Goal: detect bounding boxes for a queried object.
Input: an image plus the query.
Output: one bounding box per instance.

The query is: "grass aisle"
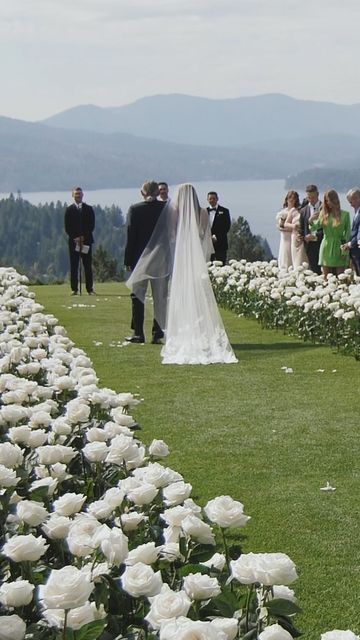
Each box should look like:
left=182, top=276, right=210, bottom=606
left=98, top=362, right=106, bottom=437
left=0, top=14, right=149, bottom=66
left=31, top=282, right=359, bottom=638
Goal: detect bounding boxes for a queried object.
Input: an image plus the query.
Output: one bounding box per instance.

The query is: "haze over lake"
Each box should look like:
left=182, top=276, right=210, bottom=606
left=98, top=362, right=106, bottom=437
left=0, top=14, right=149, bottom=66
left=1, top=179, right=352, bottom=258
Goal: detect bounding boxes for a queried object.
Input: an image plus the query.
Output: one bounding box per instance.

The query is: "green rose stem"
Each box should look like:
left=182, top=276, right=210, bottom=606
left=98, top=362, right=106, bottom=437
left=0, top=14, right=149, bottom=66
left=244, top=583, right=255, bottom=633
left=63, top=609, right=69, bottom=640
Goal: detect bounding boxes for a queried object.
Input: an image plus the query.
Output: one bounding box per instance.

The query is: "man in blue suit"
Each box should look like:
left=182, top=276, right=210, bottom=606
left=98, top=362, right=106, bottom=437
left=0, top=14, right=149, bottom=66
left=341, top=188, right=360, bottom=276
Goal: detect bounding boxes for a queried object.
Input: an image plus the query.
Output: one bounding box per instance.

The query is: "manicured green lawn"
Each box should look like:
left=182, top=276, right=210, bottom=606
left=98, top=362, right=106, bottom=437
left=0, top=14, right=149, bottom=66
left=31, top=282, right=359, bottom=638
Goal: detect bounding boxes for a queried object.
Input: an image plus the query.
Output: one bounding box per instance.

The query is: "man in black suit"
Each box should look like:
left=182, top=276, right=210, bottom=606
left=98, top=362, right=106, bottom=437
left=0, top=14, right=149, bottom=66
left=299, top=184, right=322, bottom=274
left=64, top=187, right=95, bottom=295
left=206, top=191, right=231, bottom=264
left=124, top=181, right=167, bottom=344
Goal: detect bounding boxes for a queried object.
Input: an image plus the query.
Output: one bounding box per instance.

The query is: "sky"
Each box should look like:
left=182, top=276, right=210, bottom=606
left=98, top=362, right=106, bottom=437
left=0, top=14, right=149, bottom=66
left=1, top=0, right=360, bottom=122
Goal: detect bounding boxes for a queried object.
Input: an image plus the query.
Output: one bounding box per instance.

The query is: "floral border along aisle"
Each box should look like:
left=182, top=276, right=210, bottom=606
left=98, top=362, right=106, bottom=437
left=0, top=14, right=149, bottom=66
left=0, top=267, right=357, bottom=640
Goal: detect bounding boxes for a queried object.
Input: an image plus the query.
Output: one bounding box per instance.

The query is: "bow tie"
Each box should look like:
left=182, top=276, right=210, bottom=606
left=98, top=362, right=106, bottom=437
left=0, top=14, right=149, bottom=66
left=209, top=208, right=217, bottom=212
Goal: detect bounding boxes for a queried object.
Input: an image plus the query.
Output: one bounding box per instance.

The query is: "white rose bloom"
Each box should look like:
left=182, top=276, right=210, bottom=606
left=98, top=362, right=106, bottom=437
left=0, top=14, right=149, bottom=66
left=51, top=418, right=72, bottom=436
left=127, top=482, right=159, bottom=506
left=54, top=376, right=76, bottom=391
left=103, top=487, right=125, bottom=509
left=182, top=514, right=215, bottom=545
left=159, top=617, right=227, bottom=640
left=160, top=505, right=193, bottom=527
left=105, top=434, right=139, bottom=466
left=201, top=552, right=227, bottom=571
left=259, top=623, right=294, bottom=640
left=230, top=552, right=298, bottom=586
left=120, top=512, right=146, bottom=532
left=110, top=407, right=137, bottom=425
left=121, top=562, right=163, bottom=597
left=149, top=439, right=169, bottom=458
left=271, top=585, right=297, bottom=602
left=211, top=618, right=239, bottom=640
left=65, top=399, right=91, bottom=424
left=100, top=527, right=129, bottom=566
left=0, top=405, right=28, bottom=425
left=133, top=463, right=179, bottom=489
left=204, top=495, right=250, bottom=529
left=0, top=443, right=23, bottom=468
left=38, top=565, right=94, bottom=610
left=103, top=422, right=133, bottom=439
left=321, top=633, right=360, bottom=640
left=28, top=429, right=49, bottom=448
left=30, top=477, right=58, bottom=496
left=83, top=442, right=108, bottom=463
left=43, top=602, right=106, bottom=630
left=0, top=614, right=26, bottom=640
left=2, top=534, right=48, bottom=562
left=163, top=481, right=192, bottom=506
left=50, top=463, right=70, bottom=480
left=37, top=444, right=77, bottom=465
left=67, top=514, right=102, bottom=557
left=17, top=500, right=48, bottom=526
left=87, top=500, right=113, bottom=520
left=86, top=427, right=108, bottom=442
left=0, top=580, right=35, bottom=607
left=126, top=444, right=146, bottom=470
left=145, top=584, right=191, bottom=629
left=160, top=542, right=184, bottom=562
left=8, top=426, right=31, bottom=446
left=126, top=542, right=161, bottom=566
left=29, top=410, right=52, bottom=429
left=53, top=492, right=86, bottom=516
left=42, top=514, right=71, bottom=540
left=0, top=464, right=19, bottom=487
left=183, top=573, right=221, bottom=601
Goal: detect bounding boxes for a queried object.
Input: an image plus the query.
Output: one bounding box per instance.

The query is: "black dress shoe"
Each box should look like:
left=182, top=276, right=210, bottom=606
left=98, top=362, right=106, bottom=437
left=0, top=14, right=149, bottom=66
left=151, top=338, right=163, bottom=345
left=126, top=335, right=145, bottom=344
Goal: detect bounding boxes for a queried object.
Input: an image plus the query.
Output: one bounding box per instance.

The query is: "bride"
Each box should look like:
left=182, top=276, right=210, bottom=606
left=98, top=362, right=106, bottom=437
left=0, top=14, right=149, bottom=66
left=161, top=184, right=237, bottom=365
left=127, top=183, right=237, bottom=365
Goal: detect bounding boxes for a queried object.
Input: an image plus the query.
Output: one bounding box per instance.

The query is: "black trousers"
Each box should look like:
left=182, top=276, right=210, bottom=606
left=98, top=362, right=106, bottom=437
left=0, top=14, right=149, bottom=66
left=350, top=248, right=360, bottom=276
left=305, top=241, right=321, bottom=275
left=68, top=241, right=93, bottom=293
left=130, top=278, right=168, bottom=341
left=211, top=249, right=227, bottom=265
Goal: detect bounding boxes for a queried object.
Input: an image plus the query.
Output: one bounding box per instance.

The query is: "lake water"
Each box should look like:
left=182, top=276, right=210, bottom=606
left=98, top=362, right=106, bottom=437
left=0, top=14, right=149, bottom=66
left=0, top=179, right=352, bottom=256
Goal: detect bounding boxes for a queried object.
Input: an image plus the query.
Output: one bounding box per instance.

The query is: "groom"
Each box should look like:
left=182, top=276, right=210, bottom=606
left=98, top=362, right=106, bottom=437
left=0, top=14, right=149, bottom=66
left=207, top=191, right=231, bottom=264
left=124, top=180, right=167, bottom=344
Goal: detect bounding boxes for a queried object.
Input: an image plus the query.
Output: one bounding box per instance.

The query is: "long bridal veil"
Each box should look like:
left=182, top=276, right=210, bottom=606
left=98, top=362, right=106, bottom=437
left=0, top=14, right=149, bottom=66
left=161, top=184, right=237, bottom=365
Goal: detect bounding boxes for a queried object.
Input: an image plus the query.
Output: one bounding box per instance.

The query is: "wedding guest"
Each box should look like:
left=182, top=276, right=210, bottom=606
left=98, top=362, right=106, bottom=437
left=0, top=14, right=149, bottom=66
left=64, top=187, right=95, bottom=295
left=283, top=191, right=308, bottom=268
left=158, top=182, right=169, bottom=202
left=340, top=188, right=360, bottom=275
left=310, top=189, right=350, bottom=278
left=275, top=191, right=296, bottom=270
left=299, top=184, right=322, bottom=274
left=124, top=180, right=168, bottom=344
left=206, top=191, right=231, bottom=264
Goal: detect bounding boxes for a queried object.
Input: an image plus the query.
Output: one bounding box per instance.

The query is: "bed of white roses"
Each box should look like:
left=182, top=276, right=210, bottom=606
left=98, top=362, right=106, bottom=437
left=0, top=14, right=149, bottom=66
left=209, top=261, right=360, bottom=359
left=0, top=267, right=357, bottom=640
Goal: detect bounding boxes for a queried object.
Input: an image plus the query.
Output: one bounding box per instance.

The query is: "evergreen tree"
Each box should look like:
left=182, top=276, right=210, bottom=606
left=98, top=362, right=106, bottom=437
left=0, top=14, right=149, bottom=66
left=227, top=216, right=267, bottom=262
left=93, top=244, right=121, bottom=281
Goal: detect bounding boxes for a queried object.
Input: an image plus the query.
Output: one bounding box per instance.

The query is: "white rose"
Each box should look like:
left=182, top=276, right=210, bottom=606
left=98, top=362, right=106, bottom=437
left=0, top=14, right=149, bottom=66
left=259, top=623, right=294, bottom=640
left=271, top=585, right=297, bottom=602
left=321, top=633, right=360, bottom=640
left=0, top=443, right=23, bottom=468
left=0, top=405, right=28, bottom=425
left=230, top=552, right=298, bottom=586
left=28, top=430, right=48, bottom=448
left=163, top=481, right=192, bottom=506
left=65, top=399, right=91, bottom=424
left=67, top=514, right=102, bottom=557
left=17, top=500, right=48, bottom=526
left=182, top=514, right=215, bottom=545
left=54, top=376, right=76, bottom=391
left=149, top=439, right=169, bottom=458
left=201, top=553, right=226, bottom=571
left=42, top=514, right=71, bottom=540
left=0, top=580, right=35, bottom=607
left=53, top=493, right=86, bottom=516
left=120, top=512, right=146, bottom=532
left=106, top=434, right=139, bottom=465
left=204, top=496, right=250, bottom=528
left=82, top=442, right=108, bottom=462
left=30, top=477, right=58, bottom=496
left=39, top=566, right=94, bottom=610
left=160, top=617, right=227, bottom=640
left=102, top=487, right=125, bottom=509
left=127, top=482, right=158, bottom=506
left=160, top=505, right=193, bottom=527
left=211, top=618, right=239, bottom=640
left=100, top=527, right=129, bottom=566
left=87, top=500, right=113, bottom=520
left=145, top=584, right=191, bottom=629
left=0, top=464, right=19, bottom=488
left=43, top=601, right=106, bottom=630
left=121, top=562, right=163, bottom=597
left=8, top=426, right=31, bottom=446
left=51, top=419, right=72, bottom=436
left=86, top=427, right=108, bottom=442
left=0, top=614, right=26, bottom=640
left=2, top=534, right=48, bottom=562
left=183, top=573, right=221, bottom=601
left=37, top=445, right=77, bottom=465
left=160, top=542, right=184, bottom=563
left=126, top=542, right=161, bottom=566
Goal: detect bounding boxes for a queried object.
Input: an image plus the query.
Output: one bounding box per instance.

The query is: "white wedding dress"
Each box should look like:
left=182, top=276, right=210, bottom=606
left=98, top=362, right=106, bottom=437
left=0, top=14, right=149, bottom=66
left=161, top=184, right=237, bottom=365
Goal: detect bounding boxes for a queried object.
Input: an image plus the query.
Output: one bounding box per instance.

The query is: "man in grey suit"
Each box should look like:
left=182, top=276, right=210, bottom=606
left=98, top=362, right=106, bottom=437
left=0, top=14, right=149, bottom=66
left=341, top=188, right=360, bottom=276
left=299, top=184, right=322, bottom=274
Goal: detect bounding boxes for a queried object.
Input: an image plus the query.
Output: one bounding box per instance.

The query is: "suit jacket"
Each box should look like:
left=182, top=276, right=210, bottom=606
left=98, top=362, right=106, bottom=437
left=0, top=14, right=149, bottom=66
left=207, top=205, right=231, bottom=251
left=124, top=199, right=165, bottom=269
left=64, top=203, right=95, bottom=245
left=299, top=203, right=323, bottom=243
left=349, top=209, right=360, bottom=250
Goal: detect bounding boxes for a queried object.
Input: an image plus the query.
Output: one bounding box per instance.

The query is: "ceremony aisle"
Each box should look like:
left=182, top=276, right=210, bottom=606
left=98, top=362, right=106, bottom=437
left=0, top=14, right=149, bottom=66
left=28, top=280, right=359, bottom=638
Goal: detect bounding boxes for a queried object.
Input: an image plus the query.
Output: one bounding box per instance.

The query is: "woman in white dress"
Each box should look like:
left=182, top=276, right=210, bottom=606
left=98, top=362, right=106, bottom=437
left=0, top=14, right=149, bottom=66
left=161, top=184, right=237, bottom=365
left=283, top=191, right=308, bottom=268
left=276, top=193, right=293, bottom=270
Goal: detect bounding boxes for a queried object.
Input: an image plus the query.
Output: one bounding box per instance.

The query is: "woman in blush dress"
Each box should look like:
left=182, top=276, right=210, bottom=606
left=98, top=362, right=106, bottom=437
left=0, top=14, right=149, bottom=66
left=309, top=189, right=350, bottom=278
left=283, top=191, right=308, bottom=268
left=276, top=191, right=296, bottom=270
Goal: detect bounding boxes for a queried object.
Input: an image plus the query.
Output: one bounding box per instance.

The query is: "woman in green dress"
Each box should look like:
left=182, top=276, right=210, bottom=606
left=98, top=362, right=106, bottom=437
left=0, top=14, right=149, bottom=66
left=309, top=189, right=350, bottom=278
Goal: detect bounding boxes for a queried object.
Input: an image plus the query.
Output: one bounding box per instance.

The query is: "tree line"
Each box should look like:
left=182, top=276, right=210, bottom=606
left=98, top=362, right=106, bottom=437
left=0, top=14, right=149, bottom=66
left=0, top=195, right=270, bottom=283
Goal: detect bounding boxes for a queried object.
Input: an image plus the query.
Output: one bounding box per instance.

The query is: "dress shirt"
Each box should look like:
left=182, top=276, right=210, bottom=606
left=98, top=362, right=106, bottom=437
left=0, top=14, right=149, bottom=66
left=208, top=208, right=217, bottom=227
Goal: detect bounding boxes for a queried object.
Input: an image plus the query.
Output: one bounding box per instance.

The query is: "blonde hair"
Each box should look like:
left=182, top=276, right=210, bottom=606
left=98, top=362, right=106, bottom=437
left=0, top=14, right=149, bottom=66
left=319, top=189, right=341, bottom=227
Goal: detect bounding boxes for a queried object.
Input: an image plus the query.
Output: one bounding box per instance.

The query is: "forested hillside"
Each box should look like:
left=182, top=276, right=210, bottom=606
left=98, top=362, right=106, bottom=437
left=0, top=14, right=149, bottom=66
left=0, top=195, right=126, bottom=282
